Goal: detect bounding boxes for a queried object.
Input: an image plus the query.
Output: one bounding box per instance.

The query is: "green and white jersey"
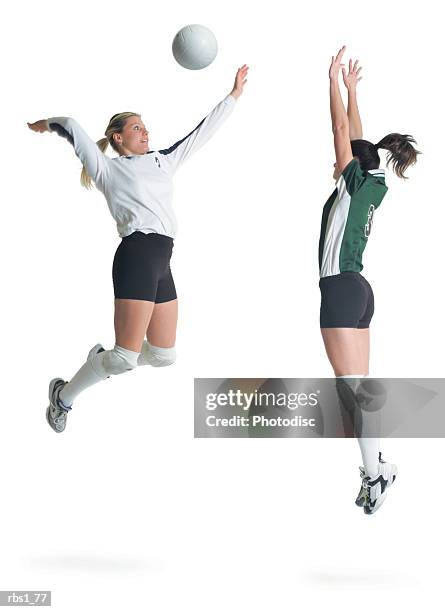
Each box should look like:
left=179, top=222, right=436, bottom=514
left=319, top=158, right=388, bottom=277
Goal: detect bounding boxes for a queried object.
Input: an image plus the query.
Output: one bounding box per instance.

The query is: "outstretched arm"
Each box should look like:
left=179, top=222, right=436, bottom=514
left=27, top=117, right=110, bottom=187
left=342, top=58, right=363, bottom=140
left=329, top=46, right=353, bottom=174
left=159, top=65, right=249, bottom=172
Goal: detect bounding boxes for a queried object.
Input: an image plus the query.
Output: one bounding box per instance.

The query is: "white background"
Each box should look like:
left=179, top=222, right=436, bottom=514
left=1, top=0, right=444, bottom=610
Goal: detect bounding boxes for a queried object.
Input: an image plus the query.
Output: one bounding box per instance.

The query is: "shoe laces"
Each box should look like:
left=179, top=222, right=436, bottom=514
left=359, top=469, right=371, bottom=501
left=53, top=410, right=68, bottom=426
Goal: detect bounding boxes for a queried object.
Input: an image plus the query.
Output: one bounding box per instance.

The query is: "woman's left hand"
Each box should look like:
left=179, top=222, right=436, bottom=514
left=342, top=58, right=363, bottom=90
left=230, top=64, right=249, bottom=99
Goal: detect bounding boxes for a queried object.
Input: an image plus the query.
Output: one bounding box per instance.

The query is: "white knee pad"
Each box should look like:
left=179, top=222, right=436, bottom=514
left=139, top=340, right=176, bottom=367
left=91, top=344, right=140, bottom=378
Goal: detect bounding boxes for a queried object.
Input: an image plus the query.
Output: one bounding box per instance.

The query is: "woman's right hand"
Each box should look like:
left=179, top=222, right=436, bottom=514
left=342, top=58, right=363, bottom=91
left=27, top=119, right=49, bottom=133
left=329, top=46, right=346, bottom=80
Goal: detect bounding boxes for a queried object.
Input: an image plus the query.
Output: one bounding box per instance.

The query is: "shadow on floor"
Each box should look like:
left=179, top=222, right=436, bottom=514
left=23, top=553, right=164, bottom=573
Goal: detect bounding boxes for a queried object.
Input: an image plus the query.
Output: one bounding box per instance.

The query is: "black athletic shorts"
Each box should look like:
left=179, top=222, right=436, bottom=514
left=112, top=231, right=177, bottom=302
left=319, top=271, right=374, bottom=329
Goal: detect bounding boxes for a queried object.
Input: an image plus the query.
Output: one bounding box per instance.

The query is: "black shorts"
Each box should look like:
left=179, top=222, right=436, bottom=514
left=112, top=231, right=177, bottom=302
left=319, top=271, right=374, bottom=329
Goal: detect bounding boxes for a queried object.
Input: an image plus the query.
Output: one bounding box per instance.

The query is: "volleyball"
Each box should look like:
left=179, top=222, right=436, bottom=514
left=172, top=24, right=218, bottom=70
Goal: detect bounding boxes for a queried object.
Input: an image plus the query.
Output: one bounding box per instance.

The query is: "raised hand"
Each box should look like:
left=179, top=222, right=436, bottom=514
left=27, top=120, right=49, bottom=133
left=342, top=58, right=363, bottom=91
left=329, top=46, right=346, bottom=80
left=230, top=64, right=249, bottom=99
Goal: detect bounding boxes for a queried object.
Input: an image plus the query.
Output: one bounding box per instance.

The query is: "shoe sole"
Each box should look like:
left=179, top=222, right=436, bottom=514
left=355, top=493, right=367, bottom=507
left=365, top=490, right=388, bottom=514
left=46, top=377, right=66, bottom=433
left=46, top=404, right=62, bottom=432
left=355, top=468, right=367, bottom=506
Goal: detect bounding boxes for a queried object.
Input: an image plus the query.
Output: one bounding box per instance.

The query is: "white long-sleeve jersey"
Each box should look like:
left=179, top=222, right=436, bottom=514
left=46, top=94, right=236, bottom=238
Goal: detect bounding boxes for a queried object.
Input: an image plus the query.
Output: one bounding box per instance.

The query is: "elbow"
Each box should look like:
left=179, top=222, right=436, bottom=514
left=49, top=119, right=74, bottom=146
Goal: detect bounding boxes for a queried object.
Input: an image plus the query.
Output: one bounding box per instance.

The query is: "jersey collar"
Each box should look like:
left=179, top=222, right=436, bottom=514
left=368, top=168, right=385, bottom=176
left=122, top=151, right=155, bottom=158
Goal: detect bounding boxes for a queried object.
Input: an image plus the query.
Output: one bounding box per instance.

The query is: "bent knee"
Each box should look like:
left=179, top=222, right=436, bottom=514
left=102, top=344, right=140, bottom=375
left=145, top=342, right=176, bottom=367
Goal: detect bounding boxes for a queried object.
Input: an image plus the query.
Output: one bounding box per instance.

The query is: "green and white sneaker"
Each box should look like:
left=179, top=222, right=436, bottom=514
left=356, top=452, right=398, bottom=515
left=355, top=452, right=388, bottom=506
left=46, top=378, right=72, bottom=433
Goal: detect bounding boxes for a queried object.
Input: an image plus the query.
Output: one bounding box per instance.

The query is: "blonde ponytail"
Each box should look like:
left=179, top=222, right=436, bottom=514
left=80, top=137, right=109, bottom=189
left=80, top=112, right=139, bottom=189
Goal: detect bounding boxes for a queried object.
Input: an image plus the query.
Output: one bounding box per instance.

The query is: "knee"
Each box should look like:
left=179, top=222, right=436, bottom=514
left=93, top=344, right=140, bottom=377
left=142, top=341, right=176, bottom=367
left=356, top=379, right=387, bottom=413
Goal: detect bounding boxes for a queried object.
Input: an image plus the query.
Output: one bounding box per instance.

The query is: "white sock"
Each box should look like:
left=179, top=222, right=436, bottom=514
left=59, top=359, right=104, bottom=407
left=357, top=437, right=380, bottom=478
left=137, top=340, right=152, bottom=366
left=337, top=375, right=380, bottom=478
left=59, top=345, right=140, bottom=406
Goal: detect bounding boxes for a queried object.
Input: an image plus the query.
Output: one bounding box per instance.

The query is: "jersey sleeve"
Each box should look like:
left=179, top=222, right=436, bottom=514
left=158, top=94, right=236, bottom=173
left=46, top=117, right=110, bottom=187
left=341, top=158, right=367, bottom=195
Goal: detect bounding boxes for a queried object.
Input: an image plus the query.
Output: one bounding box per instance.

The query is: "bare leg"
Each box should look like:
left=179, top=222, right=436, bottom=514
left=146, top=299, right=178, bottom=348
left=114, top=298, right=155, bottom=351
left=356, top=328, right=370, bottom=376
left=136, top=299, right=178, bottom=367
left=321, top=326, right=379, bottom=477
left=356, top=327, right=381, bottom=460
left=320, top=327, right=365, bottom=376
left=58, top=299, right=154, bottom=407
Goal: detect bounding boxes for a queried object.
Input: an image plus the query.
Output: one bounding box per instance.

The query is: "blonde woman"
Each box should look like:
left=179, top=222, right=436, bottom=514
left=28, top=65, right=249, bottom=433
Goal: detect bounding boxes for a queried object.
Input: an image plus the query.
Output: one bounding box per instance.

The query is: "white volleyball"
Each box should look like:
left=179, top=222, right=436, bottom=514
left=172, top=24, right=218, bottom=70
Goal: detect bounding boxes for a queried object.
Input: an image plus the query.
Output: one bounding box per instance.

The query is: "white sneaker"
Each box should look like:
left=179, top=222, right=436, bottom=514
left=355, top=452, right=385, bottom=506
left=46, top=378, right=71, bottom=433
left=360, top=452, right=397, bottom=515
